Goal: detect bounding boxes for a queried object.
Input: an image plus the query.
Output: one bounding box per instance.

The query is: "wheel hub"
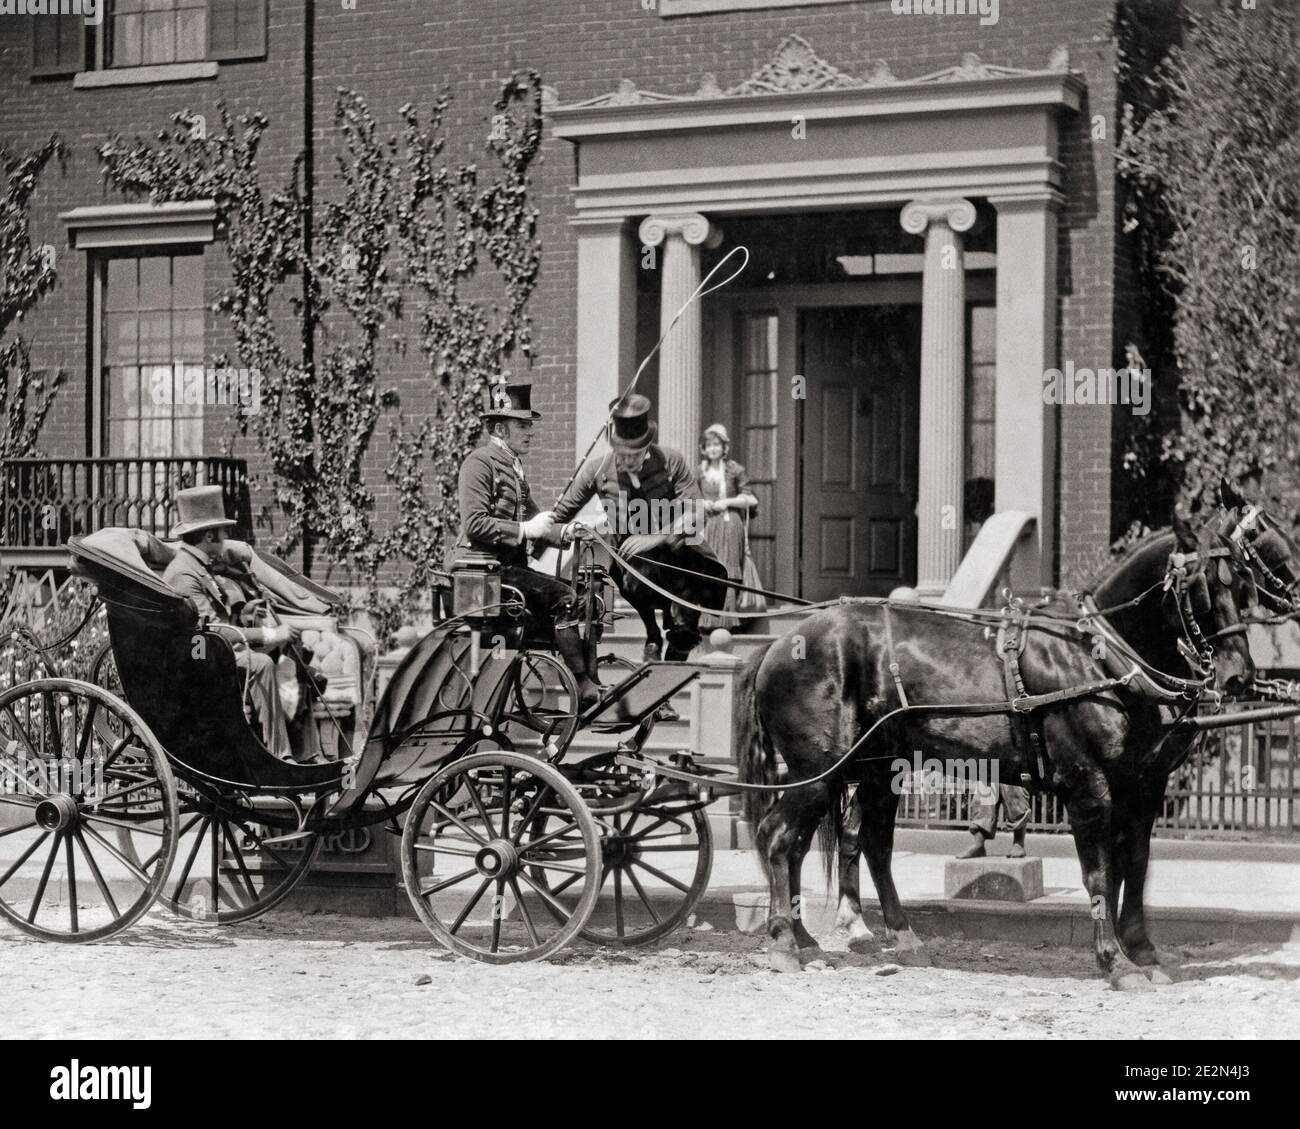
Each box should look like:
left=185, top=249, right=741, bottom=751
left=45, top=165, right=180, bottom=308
left=35, top=793, right=80, bottom=832
left=601, top=832, right=640, bottom=868
left=475, top=838, right=520, bottom=878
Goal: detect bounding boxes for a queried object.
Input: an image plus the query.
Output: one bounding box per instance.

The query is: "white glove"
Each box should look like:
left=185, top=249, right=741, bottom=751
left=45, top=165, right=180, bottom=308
left=263, top=625, right=290, bottom=647
left=520, top=512, right=556, bottom=541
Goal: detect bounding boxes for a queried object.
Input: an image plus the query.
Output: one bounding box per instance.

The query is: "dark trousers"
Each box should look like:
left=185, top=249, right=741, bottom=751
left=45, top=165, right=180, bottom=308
left=500, top=565, right=580, bottom=636
left=614, top=540, right=729, bottom=657
left=969, top=783, right=1031, bottom=838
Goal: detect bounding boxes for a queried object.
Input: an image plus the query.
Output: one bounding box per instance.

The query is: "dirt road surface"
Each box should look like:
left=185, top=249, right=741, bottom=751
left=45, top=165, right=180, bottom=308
left=4, top=912, right=1298, bottom=1039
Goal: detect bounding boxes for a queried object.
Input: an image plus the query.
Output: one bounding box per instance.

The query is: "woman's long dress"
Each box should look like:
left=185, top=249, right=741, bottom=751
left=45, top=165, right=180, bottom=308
left=699, top=459, right=751, bottom=630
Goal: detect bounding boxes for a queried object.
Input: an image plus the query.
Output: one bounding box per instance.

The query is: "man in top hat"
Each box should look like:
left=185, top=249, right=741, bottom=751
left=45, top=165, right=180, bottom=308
left=551, top=393, right=729, bottom=661
left=451, top=378, right=603, bottom=709
left=161, top=486, right=302, bottom=762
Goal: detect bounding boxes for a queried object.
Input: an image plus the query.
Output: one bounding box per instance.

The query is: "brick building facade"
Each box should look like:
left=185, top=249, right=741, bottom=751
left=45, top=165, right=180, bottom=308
left=1, top=0, right=1161, bottom=594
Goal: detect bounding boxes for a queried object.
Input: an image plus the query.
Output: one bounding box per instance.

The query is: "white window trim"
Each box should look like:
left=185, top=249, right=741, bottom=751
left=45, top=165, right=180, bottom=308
left=60, top=202, right=216, bottom=458
left=61, top=201, right=219, bottom=251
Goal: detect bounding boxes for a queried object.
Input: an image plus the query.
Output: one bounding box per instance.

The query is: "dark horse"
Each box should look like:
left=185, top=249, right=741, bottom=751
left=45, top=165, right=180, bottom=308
left=734, top=501, right=1259, bottom=987
left=825, top=484, right=1300, bottom=964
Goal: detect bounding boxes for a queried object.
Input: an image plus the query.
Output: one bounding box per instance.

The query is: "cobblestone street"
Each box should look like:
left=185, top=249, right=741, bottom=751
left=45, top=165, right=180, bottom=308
left=5, top=912, right=1298, bottom=1040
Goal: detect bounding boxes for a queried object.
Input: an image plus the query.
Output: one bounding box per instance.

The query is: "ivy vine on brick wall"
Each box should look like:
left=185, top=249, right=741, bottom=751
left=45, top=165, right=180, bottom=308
left=1, top=135, right=66, bottom=462
left=96, top=75, right=544, bottom=641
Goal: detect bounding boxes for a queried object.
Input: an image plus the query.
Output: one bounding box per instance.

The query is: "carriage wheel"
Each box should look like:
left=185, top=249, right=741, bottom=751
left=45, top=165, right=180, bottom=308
left=529, top=793, right=713, bottom=946
left=401, top=741, right=602, bottom=963
left=0, top=678, right=178, bottom=942
left=494, top=652, right=580, bottom=760
left=89, top=641, right=121, bottom=695
left=157, top=789, right=323, bottom=924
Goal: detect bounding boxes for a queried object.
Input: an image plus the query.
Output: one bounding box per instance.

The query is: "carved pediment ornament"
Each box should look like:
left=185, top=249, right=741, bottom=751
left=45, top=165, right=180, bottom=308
left=553, top=39, right=1073, bottom=112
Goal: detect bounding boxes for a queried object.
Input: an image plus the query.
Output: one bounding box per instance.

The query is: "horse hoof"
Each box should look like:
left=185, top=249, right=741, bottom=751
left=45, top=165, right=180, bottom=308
left=768, top=949, right=803, bottom=975
left=1143, top=966, right=1173, bottom=986
left=847, top=924, right=876, bottom=953
left=1111, top=969, right=1156, bottom=992
left=894, top=945, right=931, bottom=968
left=795, top=934, right=823, bottom=952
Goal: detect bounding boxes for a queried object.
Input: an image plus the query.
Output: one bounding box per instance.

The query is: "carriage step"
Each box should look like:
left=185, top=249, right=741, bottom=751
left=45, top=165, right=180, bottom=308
left=260, top=829, right=317, bottom=847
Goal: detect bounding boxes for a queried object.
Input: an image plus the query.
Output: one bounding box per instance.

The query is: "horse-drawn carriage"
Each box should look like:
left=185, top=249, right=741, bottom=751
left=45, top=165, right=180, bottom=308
left=0, top=528, right=717, bottom=961
left=4, top=486, right=1300, bottom=983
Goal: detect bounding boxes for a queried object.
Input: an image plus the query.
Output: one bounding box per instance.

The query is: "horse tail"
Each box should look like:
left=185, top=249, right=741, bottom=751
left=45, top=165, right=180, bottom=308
left=816, top=782, right=846, bottom=891
left=734, top=640, right=776, bottom=827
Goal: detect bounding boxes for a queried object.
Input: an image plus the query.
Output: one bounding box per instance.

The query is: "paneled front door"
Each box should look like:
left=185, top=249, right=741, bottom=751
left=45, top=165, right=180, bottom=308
left=798, top=305, right=921, bottom=600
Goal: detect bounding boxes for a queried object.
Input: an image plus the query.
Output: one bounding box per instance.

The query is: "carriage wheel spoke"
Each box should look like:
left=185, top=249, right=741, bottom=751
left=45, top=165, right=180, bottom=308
left=81, top=824, right=152, bottom=887
left=519, top=820, right=584, bottom=856
left=0, top=829, right=51, bottom=890
left=0, top=816, right=38, bottom=838
left=518, top=856, right=586, bottom=875
left=137, top=812, right=201, bottom=871
left=411, top=842, right=479, bottom=857
left=220, top=821, right=259, bottom=905
left=429, top=800, right=490, bottom=847
left=170, top=816, right=210, bottom=902
left=613, top=867, right=624, bottom=937
left=490, top=878, right=504, bottom=953
left=74, top=829, right=119, bottom=920
left=546, top=871, right=582, bottom=897
left=75, top=697, right=99, bottom=763
left=516, top=866, right=580, bottom=924
left=509, top=877, right=541, bottom=947
left=500, top=766, right=512, bottom=838
left=64, top=834, right=79, bottom=932
left=463, top=775, right=497, bottom=839
left=92, top=777, right=163, bottom=807
left=510, top=785, right=555, bottom=846
left=448, top=877, right=492, bottom=935
left=27, top=832, right=61, bottom=924
left=43, top=692, right=64, bottom=762
left=2, top=703, right=43, bottom=758
left=629, top=858, right=691, bottom=894
left=82, top=812, right=165, bottom=837
left=624, top=864, right=661, bottom=923
left=419, top=867, right=478, bottom=898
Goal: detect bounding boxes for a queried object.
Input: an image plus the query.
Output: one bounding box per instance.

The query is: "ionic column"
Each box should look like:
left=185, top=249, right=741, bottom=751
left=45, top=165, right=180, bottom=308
left=574, top=218, right=638, bottom=461
left=901, top=197, right=976, bottom=596
left=638, top=213, right=720, bottom=453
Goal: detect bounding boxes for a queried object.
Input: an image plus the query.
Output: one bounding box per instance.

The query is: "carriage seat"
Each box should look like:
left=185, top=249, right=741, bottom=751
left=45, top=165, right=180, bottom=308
left=75, top=527, right=333, bottom=617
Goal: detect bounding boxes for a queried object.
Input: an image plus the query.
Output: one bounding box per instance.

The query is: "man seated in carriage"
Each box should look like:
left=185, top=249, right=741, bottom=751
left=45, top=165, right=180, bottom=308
left=551, top=393, right=729, bottom=662
left=450, top=379, right=603, bottom=710
left=161, top=486, right=307, bottom=762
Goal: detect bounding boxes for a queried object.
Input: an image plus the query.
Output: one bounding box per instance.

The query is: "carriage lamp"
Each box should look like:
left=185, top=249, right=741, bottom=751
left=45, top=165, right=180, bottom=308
left=451, top=553, right=502, bottom=620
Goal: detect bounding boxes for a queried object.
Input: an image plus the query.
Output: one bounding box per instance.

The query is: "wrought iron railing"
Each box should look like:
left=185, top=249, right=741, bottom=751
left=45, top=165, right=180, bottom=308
left=0, top=456, right=252, bottom=551
left=896, top=705, right=1300, bottom=838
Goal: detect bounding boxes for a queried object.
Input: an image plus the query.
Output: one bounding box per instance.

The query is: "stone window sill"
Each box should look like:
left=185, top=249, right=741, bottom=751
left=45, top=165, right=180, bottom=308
left=659, top=0, right=859, bottom=15
left=73, top=61, right=218, bottom=89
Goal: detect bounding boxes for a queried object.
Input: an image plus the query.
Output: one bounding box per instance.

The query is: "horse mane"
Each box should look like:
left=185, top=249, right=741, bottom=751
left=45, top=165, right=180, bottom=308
left=1082, top=526, right=1173, bottom=594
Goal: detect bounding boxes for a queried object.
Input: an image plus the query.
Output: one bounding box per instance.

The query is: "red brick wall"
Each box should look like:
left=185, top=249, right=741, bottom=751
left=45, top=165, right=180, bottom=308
left=1, top=0, right=1125, bottom=584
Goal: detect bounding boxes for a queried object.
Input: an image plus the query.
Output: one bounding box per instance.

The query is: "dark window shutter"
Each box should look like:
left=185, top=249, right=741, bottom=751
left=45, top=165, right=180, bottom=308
left=31, top=15, right=86, bottom=77
left=207, top=0, right=267, bottom=61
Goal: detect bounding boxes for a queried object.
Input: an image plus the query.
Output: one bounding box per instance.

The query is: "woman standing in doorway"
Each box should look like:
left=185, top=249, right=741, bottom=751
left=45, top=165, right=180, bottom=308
left=697, top=424, right=758, bottom=630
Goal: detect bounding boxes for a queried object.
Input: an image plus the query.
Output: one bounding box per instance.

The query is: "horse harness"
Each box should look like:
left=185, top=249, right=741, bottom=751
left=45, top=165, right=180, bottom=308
left=873, top=532, right=1251, bottom=791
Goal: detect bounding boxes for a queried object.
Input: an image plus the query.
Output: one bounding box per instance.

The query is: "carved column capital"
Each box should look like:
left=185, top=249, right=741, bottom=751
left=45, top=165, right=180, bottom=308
left=900, top=197, right=977, bottom=236
left=638, top=213, right=721, bottom=249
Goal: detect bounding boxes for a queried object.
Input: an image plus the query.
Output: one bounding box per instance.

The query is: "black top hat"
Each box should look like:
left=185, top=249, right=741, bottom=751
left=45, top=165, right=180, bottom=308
left=483, top=378, right=542, bottom=422
left=608, top=393, right=657, bottom=451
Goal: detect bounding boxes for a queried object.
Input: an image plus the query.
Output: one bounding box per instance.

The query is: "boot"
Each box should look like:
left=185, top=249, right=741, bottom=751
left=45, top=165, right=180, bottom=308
left=1008, top=826, right=1027, bottom=859
left=956, top=831, right=988, bottom=859
left=555, top=626, right=601, bottom=710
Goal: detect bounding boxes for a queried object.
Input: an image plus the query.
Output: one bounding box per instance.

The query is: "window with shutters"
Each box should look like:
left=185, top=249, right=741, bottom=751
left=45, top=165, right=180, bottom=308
left=31, top=15, right=86, bottom=76
left=32, top=0, right=265, bottom=78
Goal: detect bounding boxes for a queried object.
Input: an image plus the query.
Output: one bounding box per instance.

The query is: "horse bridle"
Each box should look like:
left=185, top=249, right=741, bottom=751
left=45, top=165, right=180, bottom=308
left=1230, top=505, right=1300, bottom=614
